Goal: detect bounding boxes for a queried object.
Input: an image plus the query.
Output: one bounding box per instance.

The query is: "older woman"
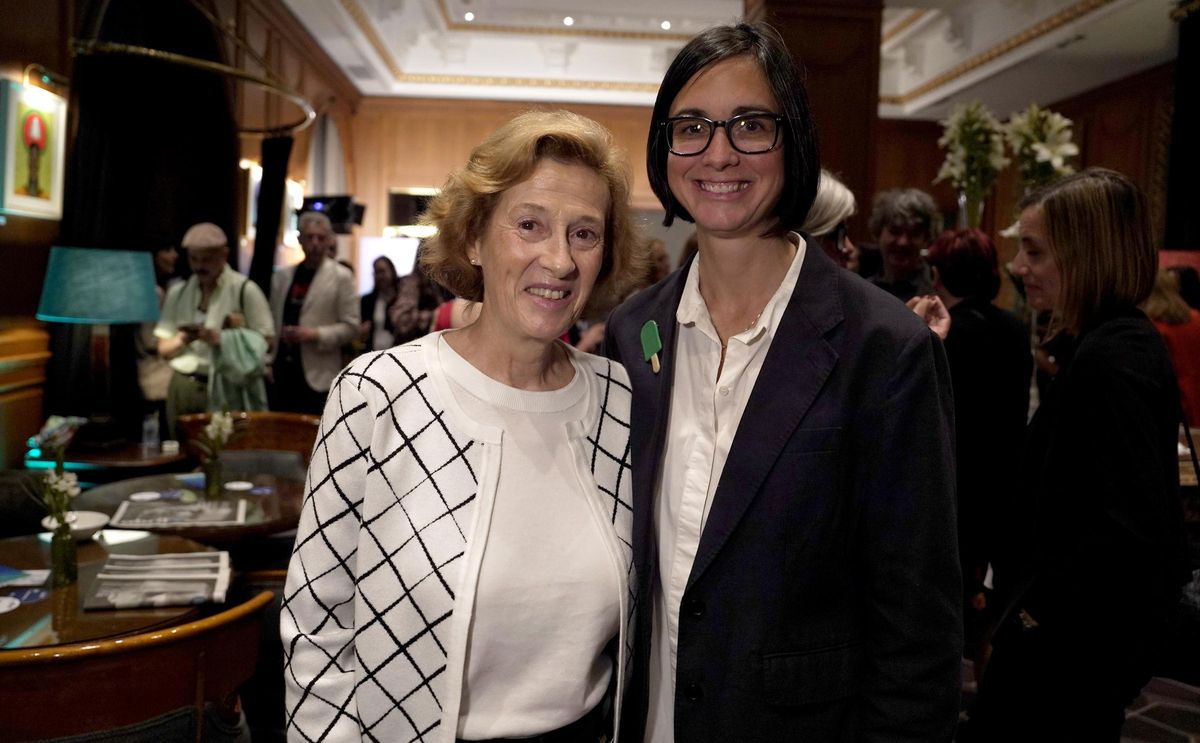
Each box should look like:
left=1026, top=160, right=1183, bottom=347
left=283, top=110, right=643, bottom=743
left=963, top=169, right=1191, bottom=741
left=802, top=169, right=860, bottom=272
left=605, top=22, right=960, bottom=742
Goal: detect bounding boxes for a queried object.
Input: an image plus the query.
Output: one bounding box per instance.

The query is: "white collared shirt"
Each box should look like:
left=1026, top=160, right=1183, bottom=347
left=645, top=233, right=807, bottom=742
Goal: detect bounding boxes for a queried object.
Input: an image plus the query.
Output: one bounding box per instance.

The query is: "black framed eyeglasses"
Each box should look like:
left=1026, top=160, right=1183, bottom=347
left=661, top=112, right=784, bottom=156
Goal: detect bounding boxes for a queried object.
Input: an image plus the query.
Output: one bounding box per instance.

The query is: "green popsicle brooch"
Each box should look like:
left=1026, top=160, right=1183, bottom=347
left=640, top=320, right=662, bottom=374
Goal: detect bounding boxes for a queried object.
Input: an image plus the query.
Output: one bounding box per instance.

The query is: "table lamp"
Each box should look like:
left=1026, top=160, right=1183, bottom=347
left=36, top=246, right=161, bottom=442
left=37, top=246, right=160, bottom=324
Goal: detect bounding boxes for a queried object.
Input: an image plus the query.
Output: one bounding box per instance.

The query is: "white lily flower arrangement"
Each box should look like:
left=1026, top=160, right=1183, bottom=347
left=934, top=101, right=1009, bottom=226
left=1003, top=103, right=1079, bottom=191
left=193, top=411, right=241, bottom=460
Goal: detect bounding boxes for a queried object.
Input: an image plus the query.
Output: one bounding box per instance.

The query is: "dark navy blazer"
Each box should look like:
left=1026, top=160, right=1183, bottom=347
left=605, top=241, right=962, bottom=742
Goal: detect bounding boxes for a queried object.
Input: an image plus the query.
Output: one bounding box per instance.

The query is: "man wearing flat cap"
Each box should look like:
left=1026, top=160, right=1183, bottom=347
left=155, top=222, right=274, bottom=438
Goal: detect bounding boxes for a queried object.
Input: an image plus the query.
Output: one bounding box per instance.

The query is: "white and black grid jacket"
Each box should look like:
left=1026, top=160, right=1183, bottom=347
left=282, top=333, right=635, bottom=742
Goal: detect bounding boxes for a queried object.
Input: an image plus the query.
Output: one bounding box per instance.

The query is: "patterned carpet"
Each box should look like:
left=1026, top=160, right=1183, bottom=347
left=1123, top=677, right=1200, bottom=743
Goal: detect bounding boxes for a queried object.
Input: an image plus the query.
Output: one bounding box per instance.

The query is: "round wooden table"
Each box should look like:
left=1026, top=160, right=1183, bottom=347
left=0, top=531, right=212, bottom=650
left=75, top=468, right=305, bottom=545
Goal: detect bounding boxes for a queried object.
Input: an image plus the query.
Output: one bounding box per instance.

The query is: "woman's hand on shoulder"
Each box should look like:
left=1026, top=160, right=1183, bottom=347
left=906, top=295, right=951, bottom=340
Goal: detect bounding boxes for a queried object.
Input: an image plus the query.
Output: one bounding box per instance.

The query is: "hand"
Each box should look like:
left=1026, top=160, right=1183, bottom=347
left=282, top=325, right=317, bottom=344
left=196, top=327, right=221, bottom=346
left=1034, top=347, right=1058, bottom=377
left=388, top=299, right=419, bottom=335
left=224, top=312, right=245, bottom=329
left=906, top=294, right=951, bottom=340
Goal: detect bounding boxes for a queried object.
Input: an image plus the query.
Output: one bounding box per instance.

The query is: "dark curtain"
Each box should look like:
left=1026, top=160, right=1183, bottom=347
left=249, top=136, right=293, bottom=295
left=1165, top=3, right=1198, bottom=249
left=47, top=0, right=239, bottom=438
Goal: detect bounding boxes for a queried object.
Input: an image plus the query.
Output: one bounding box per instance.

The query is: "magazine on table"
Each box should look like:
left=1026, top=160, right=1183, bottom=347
left=83, top=552, right=231, bottom=610
left=110, top=498, right=247, bottom=528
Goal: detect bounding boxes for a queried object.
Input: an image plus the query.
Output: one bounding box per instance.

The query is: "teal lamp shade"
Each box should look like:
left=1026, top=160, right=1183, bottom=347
left=36, top=246, right=160, bottom=324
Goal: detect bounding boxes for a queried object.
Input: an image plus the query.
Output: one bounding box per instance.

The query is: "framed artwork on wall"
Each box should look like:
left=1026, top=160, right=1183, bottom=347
left=0, top=80, right=68, bottom=220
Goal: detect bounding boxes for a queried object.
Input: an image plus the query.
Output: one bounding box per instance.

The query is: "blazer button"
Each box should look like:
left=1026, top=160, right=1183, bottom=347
left=683, top=682, right=704, bottom=702
left=685, top=598, right=705, bottom=618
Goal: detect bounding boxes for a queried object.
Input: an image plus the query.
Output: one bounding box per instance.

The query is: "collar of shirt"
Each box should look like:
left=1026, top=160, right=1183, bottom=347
left=675, top=231, right=808, bottom=348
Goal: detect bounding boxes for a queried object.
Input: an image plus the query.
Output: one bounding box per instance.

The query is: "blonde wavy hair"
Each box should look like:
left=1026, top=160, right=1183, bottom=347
left=420, top=110, right=645, bottom=317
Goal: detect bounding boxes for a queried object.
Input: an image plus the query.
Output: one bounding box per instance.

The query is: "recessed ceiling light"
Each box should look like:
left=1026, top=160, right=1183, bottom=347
left=464, top=11, right=474, bottom=21
left=563, top=16, right=574, bottom=26
left=661, top=20, right=671, bottom=31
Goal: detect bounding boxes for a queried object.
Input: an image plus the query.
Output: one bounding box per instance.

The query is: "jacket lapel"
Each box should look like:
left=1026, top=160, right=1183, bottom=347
left=631, top=267, right=690, bottom=575
left=686, top=242, right=844, bottom=590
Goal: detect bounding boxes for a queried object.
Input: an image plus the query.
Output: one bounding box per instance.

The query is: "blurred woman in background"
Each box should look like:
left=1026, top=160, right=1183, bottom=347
left=1144, top=268, right=1200, bottom=427
left=964, top=169, right=1190, bottom=741
left=359, top=255, right=399, bottom=351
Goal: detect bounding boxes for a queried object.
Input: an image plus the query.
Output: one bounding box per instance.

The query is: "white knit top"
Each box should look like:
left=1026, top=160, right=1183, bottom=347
left=439, top=337, right=620, bottom=739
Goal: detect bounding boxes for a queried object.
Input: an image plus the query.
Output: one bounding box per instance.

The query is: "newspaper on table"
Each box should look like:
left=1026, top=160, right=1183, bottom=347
left=110, top=498, right=247, bottom=528
left=83, top=552, right=231, bottom=610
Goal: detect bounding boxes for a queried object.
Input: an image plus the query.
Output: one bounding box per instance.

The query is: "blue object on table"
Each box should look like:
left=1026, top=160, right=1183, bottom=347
left=175, top=473, right=205, bottom=488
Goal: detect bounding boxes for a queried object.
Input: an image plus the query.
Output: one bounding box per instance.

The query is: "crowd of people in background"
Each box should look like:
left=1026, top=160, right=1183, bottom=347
left=129, top=22, right=1196, bottom=740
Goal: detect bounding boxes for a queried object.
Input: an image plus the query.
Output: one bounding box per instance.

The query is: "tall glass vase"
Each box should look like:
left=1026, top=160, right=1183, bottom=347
left=203, top=454, right=223, bottom=499
left=957, top=190, right=985, bottom=229
left=50, top=521, right=78, bottom=587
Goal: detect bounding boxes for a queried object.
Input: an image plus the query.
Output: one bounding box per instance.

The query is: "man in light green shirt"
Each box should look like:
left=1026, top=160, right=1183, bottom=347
left=155, top=222, right=274, bottom=437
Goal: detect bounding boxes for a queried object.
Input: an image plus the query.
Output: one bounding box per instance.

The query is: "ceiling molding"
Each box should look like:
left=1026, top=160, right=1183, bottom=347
left=393, top=72, right=658, bottom=92
left=289, top=0, right=1173, bottom=113
left=881, top=9, right=927, bottom=45
left=883, top=0, right=1119, bottom=107
left=435, top=0, right=692, bottom=41
left=338, top=0, right=403, bottom=78
left=336, top=0, right=669, bottom=93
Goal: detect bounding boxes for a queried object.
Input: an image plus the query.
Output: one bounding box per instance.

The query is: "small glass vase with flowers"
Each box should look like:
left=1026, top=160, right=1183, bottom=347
left=27, top=416, right=88, bottom=587
left=191, top=412, right=241, bottom=499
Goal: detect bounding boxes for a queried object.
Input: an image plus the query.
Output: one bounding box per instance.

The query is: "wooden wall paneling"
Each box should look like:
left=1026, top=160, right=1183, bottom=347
left=757, top=0, right=884, bottom=238
left=1050, top=63, right=1174, bottom=243
left=0, top=321, right=51, bottom=469
left=350, top=99, right=656, bottom=238
left=873, top=118, right=959, bottom=229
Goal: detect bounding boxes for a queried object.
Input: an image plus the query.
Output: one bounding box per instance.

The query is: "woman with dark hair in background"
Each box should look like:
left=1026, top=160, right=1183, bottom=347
left=605, top=21, right=960, bottom=741
left=962, top=169, right=1190, bottom=741
left=359, top=255, right=399, bottom=351
left=926, top=228, right=1031, bottom=673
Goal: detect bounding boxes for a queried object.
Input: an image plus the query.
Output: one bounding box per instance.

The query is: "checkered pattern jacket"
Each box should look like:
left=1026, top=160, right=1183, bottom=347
left=282, top=333, right=635, bottom=742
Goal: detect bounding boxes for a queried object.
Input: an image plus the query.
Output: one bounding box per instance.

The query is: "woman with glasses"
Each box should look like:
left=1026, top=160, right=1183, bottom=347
left=604, top=21, right=962, bottom=742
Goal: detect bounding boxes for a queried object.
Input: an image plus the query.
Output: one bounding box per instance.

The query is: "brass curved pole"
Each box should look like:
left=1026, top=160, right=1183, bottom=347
left=71, top=39, right=316, bottom=136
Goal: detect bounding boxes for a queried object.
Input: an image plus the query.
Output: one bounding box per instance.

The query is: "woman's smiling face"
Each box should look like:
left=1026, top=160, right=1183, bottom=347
left=665, top=55, right=785, bottom=240
left=469, top=158, right=609, bottom=346
left=1013, top=205, right=1063, bottom=313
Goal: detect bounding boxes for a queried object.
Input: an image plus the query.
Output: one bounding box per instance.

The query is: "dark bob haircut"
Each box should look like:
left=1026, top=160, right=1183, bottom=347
left=926, top=228, right=1001, bottom=301
left=646, top=22, right=821, bottom=236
